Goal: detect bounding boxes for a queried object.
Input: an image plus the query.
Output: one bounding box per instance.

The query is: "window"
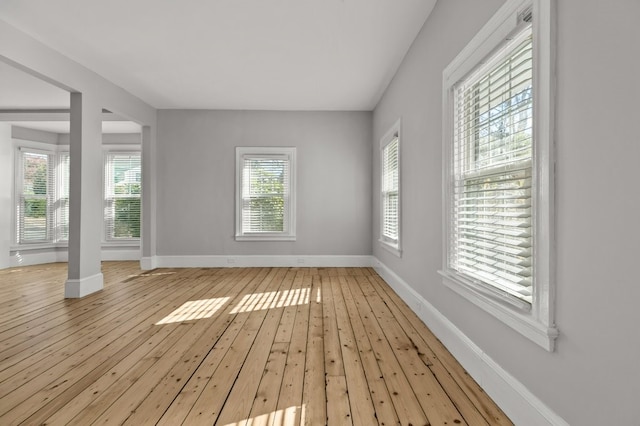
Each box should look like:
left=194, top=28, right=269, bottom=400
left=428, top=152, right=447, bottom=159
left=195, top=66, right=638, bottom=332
left=56, top=152, right=70, bottom=241
left=15, top=148, right=69, bottom=245
left=104, top=152, right=141, bottom=241
left=441, top=0, right=557, bottom=350
left=236, top=147, right=296, bottom=241
left=16, top=149, right=56, bottom=244
left=380, top=120, right=401, bottom=256
left=453, top=28, right=534, bottom=304
left=13, top=144, right=141, bottom=247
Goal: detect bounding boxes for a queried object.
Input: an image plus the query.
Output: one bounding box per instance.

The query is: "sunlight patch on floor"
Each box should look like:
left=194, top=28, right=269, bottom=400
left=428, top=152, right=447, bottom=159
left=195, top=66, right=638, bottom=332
left=155, top=297, right=231, bottom=324
left=156, top=287, right=311, bottom=325
left=222, top=405, right=302, bottom=426
left=139, top=271, right=176, bottom=277
left=230, top=288, right=311, bottom=314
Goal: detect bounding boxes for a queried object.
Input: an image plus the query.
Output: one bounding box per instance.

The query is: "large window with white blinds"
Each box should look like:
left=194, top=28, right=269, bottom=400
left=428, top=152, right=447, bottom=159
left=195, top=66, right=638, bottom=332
left=451, top=27, right=533, bottom=305
left=441, top=0, right=557, bottom=350
left=380, top=120, right=401, bottom=256
left=235, top=147, right=296, bottom=241
left=16, top=149, right=56, bottom=244
left=104, top=152, right=141, bottom=241
left=14, top=145, right=142, bottom=247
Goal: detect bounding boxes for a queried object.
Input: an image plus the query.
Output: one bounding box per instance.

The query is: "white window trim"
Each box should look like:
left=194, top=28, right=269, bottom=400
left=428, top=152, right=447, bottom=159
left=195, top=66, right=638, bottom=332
left=12, top=140, right=69, bottom=248
left=235, top=147, right=296, bottom=241
left=55, top=149, right=70, bottom=243
left=379, top=119, right=402, bottom=257
left=440, top=0, right=557, bottom=351
left=103, top=148, right=142, bottom=243
left=11, top=140, right=143, bottom=250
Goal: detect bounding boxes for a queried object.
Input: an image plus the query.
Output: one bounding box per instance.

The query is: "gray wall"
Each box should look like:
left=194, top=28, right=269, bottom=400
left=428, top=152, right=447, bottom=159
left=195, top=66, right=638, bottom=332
left=0, top=124, right=11, bottom=269
left=373, top=0, right=640, bottom=424
left=156, top=110, right=372, bottom=256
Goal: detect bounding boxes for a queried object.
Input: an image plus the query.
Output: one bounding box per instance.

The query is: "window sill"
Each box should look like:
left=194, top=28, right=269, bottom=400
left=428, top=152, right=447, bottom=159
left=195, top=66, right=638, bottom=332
left=379, top=240, right=402, bottom=257
left=235, top=235, right=296, bottom=242
left=439, top=269, right=558, bottom=351
left=102, top=240, right=141, bottom=247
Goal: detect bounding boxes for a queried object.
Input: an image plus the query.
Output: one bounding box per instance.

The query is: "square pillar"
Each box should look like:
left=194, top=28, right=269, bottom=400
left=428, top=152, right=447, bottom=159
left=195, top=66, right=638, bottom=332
left=65, top=92, right=103, bottom=297
left=140, top=125, right=157, bottom=270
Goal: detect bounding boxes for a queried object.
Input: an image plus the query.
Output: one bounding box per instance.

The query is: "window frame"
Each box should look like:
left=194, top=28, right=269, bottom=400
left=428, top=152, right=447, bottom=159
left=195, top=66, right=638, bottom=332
left=235, top=147, right=297, bottom=241
left=103, top=148, right=142, bottom=244
left=15, top=147, right=55, bottom=245
left=56, top=150, right=70, bottom=242
left=440, top=0, right=557, bottom=351
left=379, top=119, right=402, bottom=257
left=13, top=142, right=69, bottom=247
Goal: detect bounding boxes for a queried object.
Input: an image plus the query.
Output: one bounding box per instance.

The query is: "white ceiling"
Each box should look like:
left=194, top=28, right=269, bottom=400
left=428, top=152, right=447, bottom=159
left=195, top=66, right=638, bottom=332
left=0, top=61, right=69, bottom=109
left=0, top=60, right=142, bottom=133
left=0, top=0, right=437, bottom=111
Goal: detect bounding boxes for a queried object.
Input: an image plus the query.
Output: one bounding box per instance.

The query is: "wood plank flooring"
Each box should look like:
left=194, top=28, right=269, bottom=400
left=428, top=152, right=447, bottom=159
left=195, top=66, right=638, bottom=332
left=0, top=262, right=512, bottom=425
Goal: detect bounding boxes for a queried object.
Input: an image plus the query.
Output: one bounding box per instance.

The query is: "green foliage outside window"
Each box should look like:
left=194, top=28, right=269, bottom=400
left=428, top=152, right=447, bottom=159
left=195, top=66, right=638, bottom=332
left=244, top=160, right=285, bottom=232
left=114, top=198, right=140, bottom=238
left=24, top=198, right=47, bottom=218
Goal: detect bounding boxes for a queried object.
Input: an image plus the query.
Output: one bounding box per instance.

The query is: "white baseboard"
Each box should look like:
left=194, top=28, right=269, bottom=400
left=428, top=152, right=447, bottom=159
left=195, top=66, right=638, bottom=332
left=140, top=256, right=158, bottom=270
left=150, top=255, right=375, bottom=269
left=10, top=247, right=140, bottom=267
left=373, top=259, right=568, bottom=426
left=65, top=272, right=104, bottom=298
left=9, top=252, right=372, bottom=270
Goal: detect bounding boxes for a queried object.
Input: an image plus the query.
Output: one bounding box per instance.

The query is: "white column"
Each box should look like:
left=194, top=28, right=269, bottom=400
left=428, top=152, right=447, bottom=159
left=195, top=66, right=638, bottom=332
left=140, top=125, right=157, bottom=270
left=65, top=92, right=103, bottom=297
left=0, top=123, right=12, bottom=269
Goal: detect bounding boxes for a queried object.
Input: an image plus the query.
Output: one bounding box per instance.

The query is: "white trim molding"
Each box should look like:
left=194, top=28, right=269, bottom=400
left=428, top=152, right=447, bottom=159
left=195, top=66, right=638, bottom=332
left=65, top=272, right=104, bottom=298
left=140, top=256, right=158, bottom=270
left=379, top=118, right=402, bottom=257
left=439, top=270, right=558, bottom=351
left=441, top=0, right=557, bottom=351
left=10, top=246, right=140, bottom=267
left=374, top=259, right=568, bottom=426
left=235, top=146, right=297, bottom=241
left=147, top=255, right=374, bottom=269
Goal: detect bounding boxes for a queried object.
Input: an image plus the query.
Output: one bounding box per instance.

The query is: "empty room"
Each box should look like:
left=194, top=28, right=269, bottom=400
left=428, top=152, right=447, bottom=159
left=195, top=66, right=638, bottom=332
left=1, top=0, right=638, bottom=425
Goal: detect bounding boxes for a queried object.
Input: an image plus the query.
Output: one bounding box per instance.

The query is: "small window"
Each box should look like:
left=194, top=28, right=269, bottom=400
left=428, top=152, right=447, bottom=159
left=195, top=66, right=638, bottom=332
left=56, top=152, right=70, bottom=242
left=380, top=120, right=401, bottom=256
left=104, top=152, right=141, bottom=241
left=235, top=147, right=296, bottom=241
left=441, top=0, right=557, bottom=350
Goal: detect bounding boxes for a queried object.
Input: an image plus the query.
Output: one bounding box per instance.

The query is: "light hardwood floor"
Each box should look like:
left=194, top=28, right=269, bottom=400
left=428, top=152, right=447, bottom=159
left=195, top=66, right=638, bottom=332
left=0, top=262, right=512, bottom=426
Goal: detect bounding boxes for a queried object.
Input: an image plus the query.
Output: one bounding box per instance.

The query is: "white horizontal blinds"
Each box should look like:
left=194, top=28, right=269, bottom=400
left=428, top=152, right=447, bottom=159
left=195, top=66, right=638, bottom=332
left=56, top=153, right=70, bottom=241
left=451, top=26, right=534, bottom=304
left=241, top=155, right=289, bottom=233
left=18, top=150, right=55, bottom=243
left=382, top=136, right=399, bottom=242
left=104, top=153, right=141, bottom=240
